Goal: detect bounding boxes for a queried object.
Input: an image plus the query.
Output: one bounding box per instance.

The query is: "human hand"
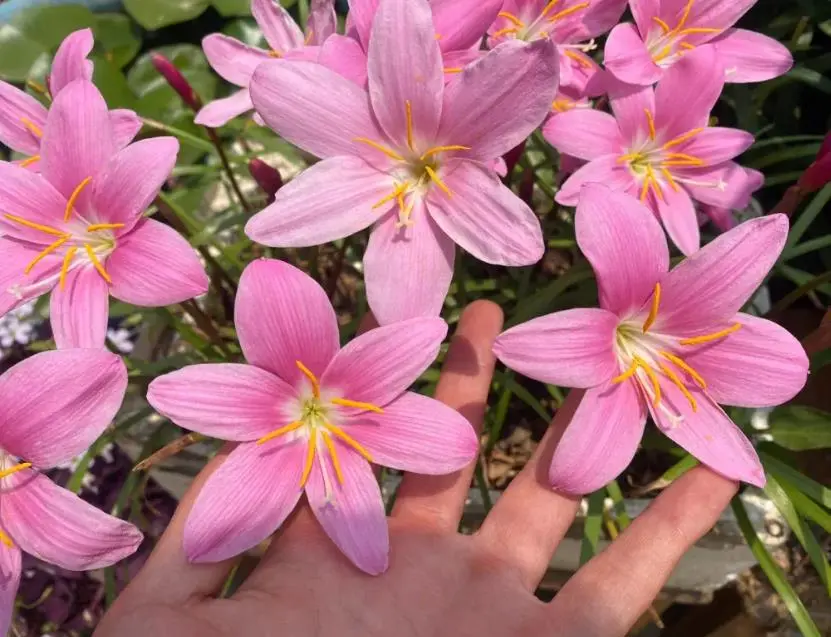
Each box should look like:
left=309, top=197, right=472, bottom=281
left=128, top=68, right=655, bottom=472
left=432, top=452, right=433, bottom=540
left=96, top=301, right=738, bottom=637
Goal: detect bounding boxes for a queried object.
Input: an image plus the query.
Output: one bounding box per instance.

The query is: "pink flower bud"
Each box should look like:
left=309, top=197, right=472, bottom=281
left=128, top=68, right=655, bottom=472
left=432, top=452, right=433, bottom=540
left=151, top=53, right=202, bottom=111
left=798, top=132, right=831, bottom=193
left=249, top=159, right=283, bottom=203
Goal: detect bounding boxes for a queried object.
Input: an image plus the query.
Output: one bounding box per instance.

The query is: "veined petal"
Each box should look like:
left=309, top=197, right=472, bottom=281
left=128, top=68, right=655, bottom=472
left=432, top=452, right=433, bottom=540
left=604, top=23, right=662, bottom=86
left=49, top=266, right=109, bottom=349
left=252, top=0, right=305, bottom=53
left=607, top=76, right=656, bottom=143
left=308, top=0, right=338, bottom=44
left=236, top=259, right=340, bottom=388
left=678, top=161, right=760, bottom=209
left=711, top=29, right=793, bottom=83
left=322, top=317, right=447, bottom=408
left=542, top=109, right=623, bottom=161
left=109, top=109, right=143, bottom=149
left=347, top=0, right=380, bottom=49
left=653, top=183, right=700, bottom=256
left=0, top=80, right=48, bottom=155
left=680, top=127, right=754, bottom=165
left=681, top=0, right=757, bottom=31
left=0, top=239, right=59, bottom=317
left=318, top=34, right=369, bottom=87
left=548, top=0, right=628, bottom=43
left=0, top=349, right=126, bottom=468
left=494, top=308, right=619, bottom=388
left=555, top=155, right=637, bottom=206
left=1, top=470, right=142, bottom=570
left=630, top=0, right=660, bottom=36
left=431, top=0, right=502, bottom=52
left=148, top=364, right=298, bottom=441
left=195, top=90, right=254, bottom=127
left=202, top=34, right=272, bottom=87
left=0, top=163, right=68, bottom=242
left=0, top=543, right=20, bottom=637
left=50, top=28, right=94, bottom=95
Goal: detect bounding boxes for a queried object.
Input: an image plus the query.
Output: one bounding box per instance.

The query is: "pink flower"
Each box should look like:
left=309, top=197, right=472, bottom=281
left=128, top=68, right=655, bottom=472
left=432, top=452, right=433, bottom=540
left=605, top=0, right=793, bottom=85
left=0, top=349, right=142, bottom=634
left=147, top=259, right=477, bottom=574
left=246, top=0, right=557, bottom=325
left=0, top=29, right=142, bottom=171
left=493, top=185, right=808, bottom=494
left=195, top=0, right=337, bottom=127
left=544, top=45, right=761, bottom=255
left=0, top=80, right=209, bottom=349
left=487, top=0, right=626, bottom=91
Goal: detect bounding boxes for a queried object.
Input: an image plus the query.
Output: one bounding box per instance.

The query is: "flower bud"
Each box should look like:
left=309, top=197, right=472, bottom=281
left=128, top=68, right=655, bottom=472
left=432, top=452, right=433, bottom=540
left=151, top=53, right=202, bottom=111
left=797, top=132, right=831, bottom=193
left=249, top=159, right=283, bottom=203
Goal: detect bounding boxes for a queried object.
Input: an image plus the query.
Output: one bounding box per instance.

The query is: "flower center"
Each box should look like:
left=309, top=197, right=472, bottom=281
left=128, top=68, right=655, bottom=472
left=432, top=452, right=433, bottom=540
left=644, top=0, right=721, bottom=67
left=492, top=1, right=591, bottom=41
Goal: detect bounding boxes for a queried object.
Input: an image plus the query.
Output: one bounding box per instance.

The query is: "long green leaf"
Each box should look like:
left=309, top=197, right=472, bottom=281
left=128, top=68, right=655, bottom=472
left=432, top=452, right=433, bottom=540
left=579, top=490, right=605, bottom=566
left=778, top=477, right=831, bottom=535
left=761, top=451, right=831, bottom=508
left=786, top=184, right=831, bottom=249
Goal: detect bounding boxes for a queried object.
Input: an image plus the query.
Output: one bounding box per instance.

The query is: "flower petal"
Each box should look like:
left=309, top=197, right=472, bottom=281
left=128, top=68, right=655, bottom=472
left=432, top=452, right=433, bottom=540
left=549, top=381, right=647, bottom=494
left=680, top=127, right=754, bottom=165
left=555, top=155, right=637, bottom=206
left=658, top=215, right=788, bottom=333
left=604, top=23, right=663, bottom=86
left=0, top=80, right=47, bottom=155
left=677, top=161, right=760, bottom=209
left=494, top=308, right=619, bottom=388
left=109, top=109, right=143, bottom=149
left=432, top=0, right=502, bottom=51
left=542, top=109, right=623, bottom=161
left=0, top=349, right=126, bottom=468
left=346, top=391, right=478, bottom=474
left=322, top=317, right=447, bottom=408
left=148, top=364, right=298, bottom=441
left=653, top=183, right=700, bottom=256
left=576, top=184, right=669, bottom=316
left=107, top=219, right=208, bottom=307
left=49, top=265, right=109, bottom=349
left=682, top=313, right=808, bottom=408
left=1, top=470, right=142, bottom=570
left=682, top=0, right=757, bottom=30
left=0, top=239, right=59, bottom=316
left=367, top=0, right=443, bottom=147
left=245, top=156, right=390, bottom=247
left=365, top=203, right=455, bottom=325
left=252, top=0, right=305, bottom=53
left=711, top=29, right=793, bottom=83
left=195, top=90, right=254, bottom=127
left=438, top=38, right=559, bottom=161
left=0, top=163, right=67, bottom=242
left=236, top=258, right=340, bottom=387
left=250, top=60, right=384, bottom=159
left=548, top=0, right=628, bottom=42
left=630, top=0, right=659, bottom=35
left=50, top=28, right=94, bottom=95
left=306, top=449, right=388, bottom=575
left=347, top=0, right=380, bottom=49
left=607, top=76, right=656, bottom=143
left=0, top=544, right=20, bottom=637
left=202, top=34, right=272, bottom=86
left=318, top=34, right=369, bottom=87
left=426, top=159, right=543, bottom=266
left=308, top=0, right=338, bottom=44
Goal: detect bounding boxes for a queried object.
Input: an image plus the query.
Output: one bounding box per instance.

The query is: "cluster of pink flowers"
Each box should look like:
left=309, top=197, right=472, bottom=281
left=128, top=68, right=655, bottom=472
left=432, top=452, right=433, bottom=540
left=0, top=0, right=810, bottom=608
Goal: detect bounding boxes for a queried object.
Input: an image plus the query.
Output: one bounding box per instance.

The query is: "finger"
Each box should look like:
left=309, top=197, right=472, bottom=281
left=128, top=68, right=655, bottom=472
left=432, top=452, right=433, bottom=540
left=546, top=466, right=738, bottom=636
left=391, top=300, right=504, bottom=531
left=475, top=390, right=583, bottom=590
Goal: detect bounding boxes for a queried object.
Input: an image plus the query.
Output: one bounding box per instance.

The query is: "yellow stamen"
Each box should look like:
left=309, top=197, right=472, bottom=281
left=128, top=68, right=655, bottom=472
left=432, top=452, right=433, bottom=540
left=300, top=431, right=317, bottom=487
left=491, top=27, right=519, bottom=38
left=321, top=432, right=344, bottom=484
left=679, top=323, right=742, bottom=346
left=424, top=165, right=451, bottom=197
left=26, top=79, right=48, bottom=97
left=619, top=152, right=646, bottom=164
left=680, top=42, right=696, bottom=50
left=0, top=462, right=32, bottom=480
left=661, top=127, right=704, bottom=149
left=420, top=145, right=470, bottom=160
left=296, top=360, right=321, bottom=398
left=269, top=50, right=282, bottom=58
left=498, top=11, right=525, bottom=27
left=660, top=166, right=680, bottom=191
left=652, top=16, right=671, bottom=33
left=644, top=108, right=657, bottom=140
left=0, top=529, right=13, bottom=549
left=673, top=0, right=694, bottom=33
left=353, top=138, right=404, bottom=161
left=87, top=223, right=126, bottom=232
left=257, top=420, right=304, bottom=445
left=552, top=98, right=574, bottom=112
left=642, top=282, right=661, bottom=333
left=405, top=100, right=415, bottom=152
left=20, top=117, right=43, bottom=138
left=59, top=246, right=77, bottom=290
left=19, top=154, right=41, bottom=168
left=64, top=176, right=93, bottom=222
left=646, top=165, right=664, bottom=202
left=661, top=160, right=704, bottom=167
left=658, top=361, right=697, bottom=411
left=678, top=27, right=721, bottom=36
left=664, top=152, right=704, bottom=165
left=540, top=0, right=561, bottom=16
left=24, top=235, right=70, bottom=274
left=639, top=173, right=652, bottom=202
left=444, top=67, right=464, bottom=74
left=331, top=398, right=384, bottom=413
left=372, top=182, right=410, bottom=210
left=434, top=33, right=443, bottom=40
left=549, top=2, right=590, bottom=22
left=660, top=351, right=707, bottom=388
left=324, top=422, right=373, bottom=463
left=653, top=44, right=673, bottom=62
left=304, top=30, right=314, bottom=45
left=3, top=214, right=65, bottom=237
left=612, top=360, right=639, bottom=384
left=84, top=243, right=112, bottom=284
left=564, top=49, right=593, bottom=68
left=634, top=357, right=662, bottom=406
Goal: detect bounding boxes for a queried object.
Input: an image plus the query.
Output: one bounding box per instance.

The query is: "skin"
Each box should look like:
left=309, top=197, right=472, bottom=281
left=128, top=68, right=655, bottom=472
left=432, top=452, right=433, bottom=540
left=96, top=301, right=738, bottom=637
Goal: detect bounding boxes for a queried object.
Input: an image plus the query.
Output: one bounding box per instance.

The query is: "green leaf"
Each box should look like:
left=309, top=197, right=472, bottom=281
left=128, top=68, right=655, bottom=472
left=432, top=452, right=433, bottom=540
left=605, top=480, right=631, bottom=529
left=761, top=450, right=831, bottom=508
left=786, top=184, right=831, bottom=250
left=94, top=13, right=142, bottom=69
left=769, top=405, right=831, bottom=451
left=579, top=490, right=605, bottom=566
left=92, top=55, right=138, bottom=110
left=778, top=477, right=831, bottom=535
left=123, top=0, right=210, bottom=30
left=0, top=24, right=47, bottom=82
left=12, top=5, right=96, bottom=50
left=212, top=0, right=252, bottom=16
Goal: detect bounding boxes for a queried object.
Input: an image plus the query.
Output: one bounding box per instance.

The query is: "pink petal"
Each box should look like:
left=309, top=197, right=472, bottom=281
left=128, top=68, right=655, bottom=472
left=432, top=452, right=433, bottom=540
left=252, top=0, right=304, bottom=53
left=49, top=266, right=109, bottom=349
left=202, top=34, right=272, bottom=87
left=0, top=349, right=126, bottom=468
left=654, top=184, right=700, bottom=256
left=346, top=391, right=478, bottom=474
left=711, top=29, right=793, bottom=83
left=542, top=109, right=623, bottom=161
left=50, top=29, right=94, bottom=95
left=147, top=364, right=297, bottom=441
left=548, top=0, right=628, bottom=42
left=321, top=317, right=447, bottom=408
left=236, top=259, right=339, bottom=388
left=604, top=23, right=663, bottom=86
left=680, top=127, right=754, bottom=165
left=195, top=90, right=254, bottom=127
left=494, top=308, right=620, bottom=388
left=555, top=155, right=637, bottom=206
left=91, top=137, right=178, bottom=231
left=318, top=34, right=369, bottom=87
left=431, top=0, right=502, bottom=52
left=0, top=239, right=59, bottom=316
left=347, top=0, right=380, bottom=49
left=250, top=60, right=385, bottom=159
left=441, top=48, right=482, bottom=80
left=608, top=76, right=656, bottom=142
left=41, top=80, right=114, bottom=204
left=109, top=109, right=143, bottom=149
left=630, top=0, right=659, bottom=35
left=549, top=381, right=647, bottom=495
left=0, top=80, right=47, bottom=155
left=367, top=0, right=444, bottom=147
left=576, top=184, right=669, bottom=316
left=438, top=38, right=559, bottom=161
left=658, top=215, right=789, bottom=333
left=683, top=313, right=808, bottom=408
left=682, top=0, right=757, bottom=30
left=185, top=440, right=305, bottom=563
left=364, top=203, right=455, bottom=325
left=678, top=161, right=759, bottom=209
left=427, top=159, right=543, bottom=266
left=308, top=0, right=338, bottom=44
left=245, top=156, right=389, bottom=247
left=701, top=205, right=736, bottom=232
left=107, top=219, right=208, bottom=306
left=1, top=470, right=142, bottom=570
left=0, top=163, right=67, bottom=243
left=306, top=449, right=388, bottom=575
left=0, top=544, right=20, bottom=637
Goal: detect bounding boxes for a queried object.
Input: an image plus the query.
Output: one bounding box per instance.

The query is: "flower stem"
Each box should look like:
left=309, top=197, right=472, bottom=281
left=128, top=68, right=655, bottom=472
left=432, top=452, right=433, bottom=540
left=205, top=127, right=253, bottom=213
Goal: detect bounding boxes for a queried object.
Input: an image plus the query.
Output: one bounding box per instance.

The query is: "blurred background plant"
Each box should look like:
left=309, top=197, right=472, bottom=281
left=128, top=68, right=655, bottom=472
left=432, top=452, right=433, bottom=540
left=0, top=0, right=829, bottom=635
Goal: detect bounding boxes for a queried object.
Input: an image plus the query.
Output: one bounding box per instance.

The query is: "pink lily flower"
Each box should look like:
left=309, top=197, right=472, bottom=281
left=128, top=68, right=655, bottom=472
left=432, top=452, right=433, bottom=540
left=195, top=0, right=337, bottom=127
left=544, top=45, right=761, bottom=255
left=246, top=0, right=557, bottom=325
left=0, top=349, right=142, bottom=634
left=147, top=259, right=478, bottom=574
left=605, top=0, right=793, bottom=85
left=0, top=80, right=209, bottom=349
left=0, top=28, right=142, bottom=171
left=493, top=185, right=808, bottom=494
left=494, top=184, right=808, bottom=493
left=487, top=0, right=626, bottom=90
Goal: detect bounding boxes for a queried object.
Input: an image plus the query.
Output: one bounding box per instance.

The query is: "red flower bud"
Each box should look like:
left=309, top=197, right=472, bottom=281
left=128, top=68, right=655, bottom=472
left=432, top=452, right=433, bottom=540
left=798, top=132, right=831, bottom=193
left=151, top=53, right=202, bottom=111
left=249, top=159, right=283, bottom=203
